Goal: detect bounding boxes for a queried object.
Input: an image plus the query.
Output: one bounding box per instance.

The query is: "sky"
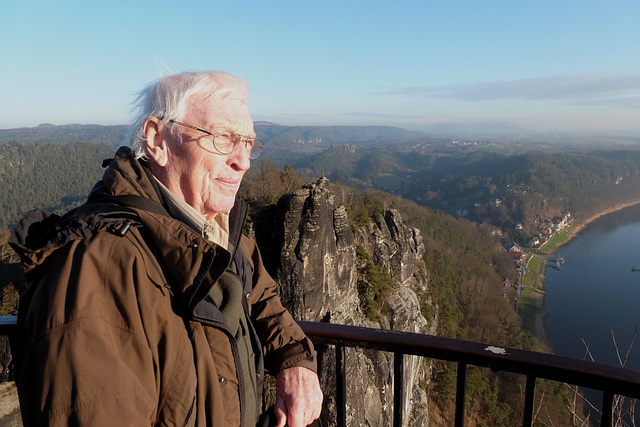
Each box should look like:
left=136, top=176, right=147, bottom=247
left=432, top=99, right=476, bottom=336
left=1, top=1, right=639, bottom=134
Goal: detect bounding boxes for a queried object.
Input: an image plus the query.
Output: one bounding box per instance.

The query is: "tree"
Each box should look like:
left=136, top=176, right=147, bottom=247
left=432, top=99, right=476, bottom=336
left=243, top=158, right=283, bottom=205
left=280, top=165, right=300, bottom=194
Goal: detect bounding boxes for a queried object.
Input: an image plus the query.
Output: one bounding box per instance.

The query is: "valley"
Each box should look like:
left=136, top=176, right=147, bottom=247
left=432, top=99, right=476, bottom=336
left=1, top=123, right=640, bottom=424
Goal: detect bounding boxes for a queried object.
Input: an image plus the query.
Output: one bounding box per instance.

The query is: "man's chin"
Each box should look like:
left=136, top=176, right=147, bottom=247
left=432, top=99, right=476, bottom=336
left=204, top=200, right=236, bottom=218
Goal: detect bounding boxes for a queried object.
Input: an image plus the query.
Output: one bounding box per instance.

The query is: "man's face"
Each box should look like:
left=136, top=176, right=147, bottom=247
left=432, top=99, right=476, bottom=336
left=162, top=96, right=254, bottom=219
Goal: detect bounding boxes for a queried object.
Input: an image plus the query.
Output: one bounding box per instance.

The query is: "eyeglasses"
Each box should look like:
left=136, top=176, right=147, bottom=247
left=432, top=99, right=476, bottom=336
left=169, top=119, right=264, bottom=160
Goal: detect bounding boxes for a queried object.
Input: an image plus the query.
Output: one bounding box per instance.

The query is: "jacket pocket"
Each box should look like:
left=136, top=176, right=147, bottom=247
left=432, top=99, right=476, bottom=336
left=183, top=395, right=196, bottom=427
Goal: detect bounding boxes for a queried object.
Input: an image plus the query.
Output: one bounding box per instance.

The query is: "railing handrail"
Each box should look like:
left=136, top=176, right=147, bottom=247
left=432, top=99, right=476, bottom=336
left=300, top=320, right=640, bottom=426
left=299, top=320, right=640, bottom=398
left=2, top=316, right=639, bottom=425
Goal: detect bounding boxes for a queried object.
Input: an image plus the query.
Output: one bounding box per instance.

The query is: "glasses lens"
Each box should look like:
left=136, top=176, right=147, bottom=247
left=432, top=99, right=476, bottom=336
left=212, top=131, right=234, bottom=154
left=249, top=140, right=264, bottom=160
left=212, top=131, right=264, bottom=159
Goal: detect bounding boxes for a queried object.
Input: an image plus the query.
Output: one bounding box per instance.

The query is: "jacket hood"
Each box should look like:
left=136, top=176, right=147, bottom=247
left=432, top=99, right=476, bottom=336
left=10, top=147, right=161, bottom=270
left=10, top=202, right=140, bottom=274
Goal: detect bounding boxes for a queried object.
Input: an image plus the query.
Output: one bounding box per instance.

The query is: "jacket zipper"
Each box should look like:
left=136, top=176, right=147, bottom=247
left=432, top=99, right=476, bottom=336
left=230, top=338, right=246, bottom=427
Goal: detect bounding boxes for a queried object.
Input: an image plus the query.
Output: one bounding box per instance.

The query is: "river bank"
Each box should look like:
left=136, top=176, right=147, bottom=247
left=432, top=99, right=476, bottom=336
left=524, top=253, right=553, bottom=352
left=525, top=200, right=640, bottom=352
left=564, top=200, right=640, bottom=244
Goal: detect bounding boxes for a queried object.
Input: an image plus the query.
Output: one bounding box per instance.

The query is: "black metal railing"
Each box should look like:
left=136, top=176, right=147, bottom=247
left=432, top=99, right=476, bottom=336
left=299, top=321, right=640, bottom=427
left=2, top=316, right=640, bottom=426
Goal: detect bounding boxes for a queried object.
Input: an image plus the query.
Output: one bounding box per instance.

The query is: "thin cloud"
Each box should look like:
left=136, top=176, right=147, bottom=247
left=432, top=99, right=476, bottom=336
left=566, top=95, right=640, bottom=109
left=276, top=113, right=323, bottom=118
left=344, top=112, right=423, bottom=119
left=376, top=72, right=640, bottom=103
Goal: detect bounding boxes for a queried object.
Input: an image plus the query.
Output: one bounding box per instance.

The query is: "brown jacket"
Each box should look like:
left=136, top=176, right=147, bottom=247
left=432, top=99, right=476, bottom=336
left=10, top=147, right=316, bottom=426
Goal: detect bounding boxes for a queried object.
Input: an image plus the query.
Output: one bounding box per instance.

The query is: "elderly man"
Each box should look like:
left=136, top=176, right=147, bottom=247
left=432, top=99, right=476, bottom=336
left=10, top=71, right=323, bottom=426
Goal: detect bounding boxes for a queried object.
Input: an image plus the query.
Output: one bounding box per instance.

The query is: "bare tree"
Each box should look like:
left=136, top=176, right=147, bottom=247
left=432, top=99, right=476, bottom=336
left=566, top=324, right=640, bottom=426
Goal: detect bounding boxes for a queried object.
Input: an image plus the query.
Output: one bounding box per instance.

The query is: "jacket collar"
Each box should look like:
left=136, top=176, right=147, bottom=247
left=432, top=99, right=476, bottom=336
left=97, top=147, right=248, bottom=307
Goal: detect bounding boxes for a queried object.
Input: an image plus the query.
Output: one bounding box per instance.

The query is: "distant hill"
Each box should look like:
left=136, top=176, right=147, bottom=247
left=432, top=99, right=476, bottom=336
left=0, top=123, right=128, bottom=146
left=253, top=122, right=424, bottom=146
left=424, top=121, right=532, bottom=139
left=3, top=122, right=638, bottom=148
left=0, top=123, right=425, bottom=147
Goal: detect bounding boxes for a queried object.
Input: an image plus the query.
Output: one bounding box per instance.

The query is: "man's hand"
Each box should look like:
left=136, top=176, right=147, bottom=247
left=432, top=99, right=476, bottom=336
left=274, top=366, right=323, bottom=427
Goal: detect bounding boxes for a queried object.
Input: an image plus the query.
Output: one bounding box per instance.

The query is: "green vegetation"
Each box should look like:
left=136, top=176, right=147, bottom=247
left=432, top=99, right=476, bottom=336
left=466, top=368, right=512, bottom=425
left=373, top=173, right=408, bottom=189
left=347, top=193, right=384, bottom=229
left=431, top=365, right=517, bottom=426
left=275, top=142, right=640, bottom=246
left=355, top=246, right=394, bottom=322
left=520, top=255, right=545, bottom=337
left=523, top=256, right=539, bottom=287
left=0, top=142, right=116, bottom=229
left=538, top=223, right=578, bottom=254
left=0, top=124, right=126, bottom=145
left=241, top=158, right=302, bottom=207
left=335, top=187, right=550, bottom=423
left=522, top=272, right=535, bottom=288
left=0, top=142, right=116, bottom=315
left=0, top=229, right=22, bottom=315
left=520, top=287, right=540, bottom=333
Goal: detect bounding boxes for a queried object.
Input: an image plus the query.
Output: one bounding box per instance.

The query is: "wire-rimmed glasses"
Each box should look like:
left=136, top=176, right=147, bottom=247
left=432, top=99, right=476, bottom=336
left=169, top=119, right=264, bottom=160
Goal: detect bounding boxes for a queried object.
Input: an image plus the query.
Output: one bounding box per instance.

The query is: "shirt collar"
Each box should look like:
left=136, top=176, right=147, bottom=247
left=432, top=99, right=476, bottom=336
left=154, top=177, right=230, bottom=250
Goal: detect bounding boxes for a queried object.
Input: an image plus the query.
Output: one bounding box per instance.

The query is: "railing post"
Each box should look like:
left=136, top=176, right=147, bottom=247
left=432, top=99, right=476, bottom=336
left=455, top=362, right=467, bottom=427
left=523, top=374, right=536, bottom=426
left=336, top=345, right=346, bottom=427
left=394, top=352, right=404, bottom=427
left=600, top=391, right=614, bottom=427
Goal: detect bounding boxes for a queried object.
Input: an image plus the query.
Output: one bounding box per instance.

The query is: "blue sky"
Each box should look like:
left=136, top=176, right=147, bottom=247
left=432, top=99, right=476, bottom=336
left=1, top=1, right=639, bottom=133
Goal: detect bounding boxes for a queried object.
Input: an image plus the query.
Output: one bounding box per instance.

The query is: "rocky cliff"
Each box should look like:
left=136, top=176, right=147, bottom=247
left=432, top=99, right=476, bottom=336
left=254, top=178, right=436, bottom=427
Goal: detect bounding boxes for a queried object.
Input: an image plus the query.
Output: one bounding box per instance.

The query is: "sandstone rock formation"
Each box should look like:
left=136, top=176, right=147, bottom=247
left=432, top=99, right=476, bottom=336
left=254, top=178, right=436, bottom=427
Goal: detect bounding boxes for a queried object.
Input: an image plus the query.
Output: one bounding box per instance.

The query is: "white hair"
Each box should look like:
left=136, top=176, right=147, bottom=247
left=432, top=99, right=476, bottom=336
left=127, top=71, right=251, bottom=159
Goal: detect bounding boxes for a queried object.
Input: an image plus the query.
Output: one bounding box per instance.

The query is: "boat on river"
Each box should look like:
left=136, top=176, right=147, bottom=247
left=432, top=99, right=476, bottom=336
left=552, top=257, right=565, bottom=270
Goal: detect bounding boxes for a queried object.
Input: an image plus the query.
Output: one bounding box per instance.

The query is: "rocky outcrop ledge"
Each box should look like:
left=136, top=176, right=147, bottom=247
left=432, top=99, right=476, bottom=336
left=255, top=178, right=436, bottom=427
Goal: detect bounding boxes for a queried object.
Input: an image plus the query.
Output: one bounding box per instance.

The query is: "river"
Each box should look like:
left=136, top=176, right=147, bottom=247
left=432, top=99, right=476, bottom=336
left=544, top=203, right=640, bottom=421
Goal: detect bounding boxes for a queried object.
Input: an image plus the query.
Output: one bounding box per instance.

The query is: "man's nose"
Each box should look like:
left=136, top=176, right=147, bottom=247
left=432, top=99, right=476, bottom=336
left=227, top=143, right=252, bottom=171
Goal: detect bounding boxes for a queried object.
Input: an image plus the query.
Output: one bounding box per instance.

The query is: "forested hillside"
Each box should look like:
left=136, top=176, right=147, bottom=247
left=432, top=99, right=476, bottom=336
left=253, top=122, right=424, bottom=146
left=0, top=140, right=582, bottom=423
left=242, top=166, right=525, bottom=343
left=0, top=124, right=126, bottom=145
left=281, top=143, right=640, bottom=243
left=6, top=124, right=640, bottom=246
left=241, top=169, right=566, bottom=424
left=0, top=142, right=116, bottom=228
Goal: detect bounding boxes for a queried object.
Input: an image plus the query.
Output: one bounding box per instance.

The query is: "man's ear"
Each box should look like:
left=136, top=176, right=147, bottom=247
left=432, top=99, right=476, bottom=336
left=143, top=117, right=169, bottom=167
